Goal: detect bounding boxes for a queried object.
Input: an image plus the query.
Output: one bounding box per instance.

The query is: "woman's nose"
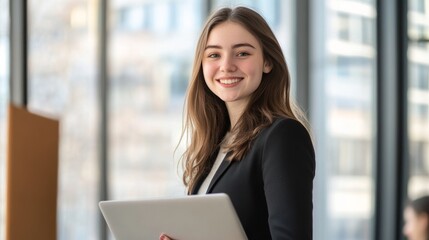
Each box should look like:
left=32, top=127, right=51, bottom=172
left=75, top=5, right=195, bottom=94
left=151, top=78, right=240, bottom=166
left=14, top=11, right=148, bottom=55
left=220, top=56, right=237, bottom=72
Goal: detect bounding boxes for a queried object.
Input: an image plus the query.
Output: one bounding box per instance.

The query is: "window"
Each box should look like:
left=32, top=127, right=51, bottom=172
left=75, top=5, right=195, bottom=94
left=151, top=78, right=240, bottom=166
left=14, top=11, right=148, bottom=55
left=28, top=1, right=99, bottom=239
left=409, top=24, right=429, bottom=50
left=410, top=103, right=429, bottom=120
left=336, top=13, right=350, bottom=41
left=108, top=0, right=204, bottom=204
left=409, top=141, right=429, bottom=176
left=410, top=63, right=429, bottom=90
left=407, top=0, right=429, bottom=201
left=168, top=2, right=179, bottom=31
left=312, top=0, right=376, bottom=239
left=409, top=0, right=426, bottom=13
left=334, top=13, right=374, bottom=45
left=330, top=138, right=371, bottom=176
left=117, top=7, right=145, bottom=31
left=362, top=17, right=374, bottom=45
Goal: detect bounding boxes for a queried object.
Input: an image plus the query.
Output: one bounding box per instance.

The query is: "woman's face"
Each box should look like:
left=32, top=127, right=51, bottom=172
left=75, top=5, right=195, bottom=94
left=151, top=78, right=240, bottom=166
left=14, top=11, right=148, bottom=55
left=403, top=206, right=428, bottom=240
left=202, top=21, right=271, bottom=109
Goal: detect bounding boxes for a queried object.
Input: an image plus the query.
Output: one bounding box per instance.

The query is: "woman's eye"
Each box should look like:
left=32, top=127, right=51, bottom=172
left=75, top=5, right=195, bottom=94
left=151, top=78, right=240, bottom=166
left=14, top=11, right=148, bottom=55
left=208, top=53, right=220, bottom=58
left=237, top=52, right=250, bottom=57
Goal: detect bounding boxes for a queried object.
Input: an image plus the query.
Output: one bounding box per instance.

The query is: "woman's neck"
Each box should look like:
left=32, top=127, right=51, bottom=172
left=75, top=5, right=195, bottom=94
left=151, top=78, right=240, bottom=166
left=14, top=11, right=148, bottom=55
left=226, top=101, right=247, bottom=130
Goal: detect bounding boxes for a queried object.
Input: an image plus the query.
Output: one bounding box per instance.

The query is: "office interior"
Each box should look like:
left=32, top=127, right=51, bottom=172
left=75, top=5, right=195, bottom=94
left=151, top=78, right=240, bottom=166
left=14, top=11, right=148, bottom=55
left=0, top=0, right=428, bottom=239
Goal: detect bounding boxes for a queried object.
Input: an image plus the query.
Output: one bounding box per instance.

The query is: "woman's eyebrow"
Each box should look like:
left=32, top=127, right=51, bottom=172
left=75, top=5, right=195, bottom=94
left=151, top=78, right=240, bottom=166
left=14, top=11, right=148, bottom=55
left=232, top=43, right=255, bottom=49
left=205, top=43, right=256, bottom=50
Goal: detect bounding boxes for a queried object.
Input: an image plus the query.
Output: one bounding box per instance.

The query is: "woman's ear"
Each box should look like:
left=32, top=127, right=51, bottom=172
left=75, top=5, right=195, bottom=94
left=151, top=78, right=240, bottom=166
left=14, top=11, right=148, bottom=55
left=263, top=61, right=273, bottom=73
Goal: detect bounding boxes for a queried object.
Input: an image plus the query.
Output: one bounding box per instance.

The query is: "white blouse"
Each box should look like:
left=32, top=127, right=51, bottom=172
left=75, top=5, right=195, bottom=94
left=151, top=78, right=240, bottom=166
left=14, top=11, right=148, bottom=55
left=197, top=149, right=227, bottom=194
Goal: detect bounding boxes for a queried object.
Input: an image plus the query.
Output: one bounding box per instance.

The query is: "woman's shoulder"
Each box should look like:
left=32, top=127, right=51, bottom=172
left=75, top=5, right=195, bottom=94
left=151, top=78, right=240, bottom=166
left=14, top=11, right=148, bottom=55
left=254, top=116, right=313, bottom=148
left=267, top=117, right=309, bottom=135
left=250, top=116, right=315, bottom=172
left=247, top=116, right=313, bottom=153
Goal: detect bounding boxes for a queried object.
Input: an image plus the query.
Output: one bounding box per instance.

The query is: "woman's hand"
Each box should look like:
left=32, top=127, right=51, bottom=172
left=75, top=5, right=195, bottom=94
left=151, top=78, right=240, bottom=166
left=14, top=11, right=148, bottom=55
left=159, top=233, right=173, bottom=240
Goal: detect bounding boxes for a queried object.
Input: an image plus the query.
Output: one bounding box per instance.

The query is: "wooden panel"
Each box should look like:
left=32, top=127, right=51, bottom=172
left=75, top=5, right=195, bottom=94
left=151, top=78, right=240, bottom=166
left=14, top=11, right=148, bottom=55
left=5, top=104, right=59, bottom=240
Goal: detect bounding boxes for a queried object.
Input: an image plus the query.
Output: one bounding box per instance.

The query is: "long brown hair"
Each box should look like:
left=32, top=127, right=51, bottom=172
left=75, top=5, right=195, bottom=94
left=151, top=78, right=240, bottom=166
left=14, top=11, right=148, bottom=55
left=180, top=6, right=310, bottom=193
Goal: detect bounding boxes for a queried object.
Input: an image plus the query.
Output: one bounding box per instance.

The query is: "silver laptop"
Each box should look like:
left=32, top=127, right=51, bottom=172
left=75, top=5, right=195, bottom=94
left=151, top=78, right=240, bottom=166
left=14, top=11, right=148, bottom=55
left=99, top=193, right=248, bottom=240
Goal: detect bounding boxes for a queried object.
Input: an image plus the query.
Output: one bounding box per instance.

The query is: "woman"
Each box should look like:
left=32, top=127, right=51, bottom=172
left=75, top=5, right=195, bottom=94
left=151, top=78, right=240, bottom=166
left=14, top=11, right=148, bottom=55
left=162, top=6, right=315, bottom=240
left=403, top=195, right=429, bottom=240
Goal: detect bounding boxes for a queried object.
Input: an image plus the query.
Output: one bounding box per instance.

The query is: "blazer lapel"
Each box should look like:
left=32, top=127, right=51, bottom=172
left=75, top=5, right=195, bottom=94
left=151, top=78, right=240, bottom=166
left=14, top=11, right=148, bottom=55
left=206, top=152, right=232, bottom=193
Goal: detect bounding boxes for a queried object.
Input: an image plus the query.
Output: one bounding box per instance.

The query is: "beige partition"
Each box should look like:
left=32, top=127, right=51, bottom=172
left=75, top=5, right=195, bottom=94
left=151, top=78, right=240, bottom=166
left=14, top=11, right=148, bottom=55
left=5, top=104, right=59, bottom=240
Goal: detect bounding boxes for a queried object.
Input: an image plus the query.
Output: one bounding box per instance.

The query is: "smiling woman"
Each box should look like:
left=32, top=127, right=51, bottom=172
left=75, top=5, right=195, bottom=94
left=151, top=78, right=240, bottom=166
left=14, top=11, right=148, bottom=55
left=162, top=6, right=315, bottom=240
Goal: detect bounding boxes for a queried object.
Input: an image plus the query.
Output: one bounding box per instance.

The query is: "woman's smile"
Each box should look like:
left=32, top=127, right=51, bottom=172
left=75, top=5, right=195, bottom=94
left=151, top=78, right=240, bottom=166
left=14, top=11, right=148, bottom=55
left=217, top=77, right=244, bottom=87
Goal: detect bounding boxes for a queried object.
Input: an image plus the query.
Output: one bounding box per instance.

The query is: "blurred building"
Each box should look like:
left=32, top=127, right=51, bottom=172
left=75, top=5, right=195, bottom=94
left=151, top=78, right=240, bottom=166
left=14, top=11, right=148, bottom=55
left=408, top=0, right=429, bottom=197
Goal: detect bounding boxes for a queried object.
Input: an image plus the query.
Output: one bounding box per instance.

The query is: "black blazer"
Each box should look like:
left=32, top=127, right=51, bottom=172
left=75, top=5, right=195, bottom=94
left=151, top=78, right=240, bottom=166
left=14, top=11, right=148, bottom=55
left=191, top=118, right=316, bottom=240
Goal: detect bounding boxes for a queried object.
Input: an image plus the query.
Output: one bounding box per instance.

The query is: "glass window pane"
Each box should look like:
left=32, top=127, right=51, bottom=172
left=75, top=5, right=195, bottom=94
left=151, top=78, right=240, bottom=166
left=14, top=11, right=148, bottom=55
left=108, top=0, right=204, bottom=201
left=28, top=1, right=100, bottom=239
left=0, top=0, right=9, bottom=238
left=312, top=0, right=376, bottom=239
left=407, top=1, right=429, bottom=199
left=409, top=0, right=426, bottom=13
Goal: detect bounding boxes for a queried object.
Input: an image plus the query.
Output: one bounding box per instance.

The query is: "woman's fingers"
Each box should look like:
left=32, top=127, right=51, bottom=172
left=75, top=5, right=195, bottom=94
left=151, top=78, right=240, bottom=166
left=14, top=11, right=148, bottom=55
left=159, top=233, right=172, bottom=240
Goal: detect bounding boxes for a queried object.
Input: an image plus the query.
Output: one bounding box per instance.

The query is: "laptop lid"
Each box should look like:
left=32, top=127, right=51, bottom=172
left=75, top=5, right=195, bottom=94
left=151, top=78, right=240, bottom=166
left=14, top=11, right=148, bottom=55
left=99, top=193, right=248, bottom=240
